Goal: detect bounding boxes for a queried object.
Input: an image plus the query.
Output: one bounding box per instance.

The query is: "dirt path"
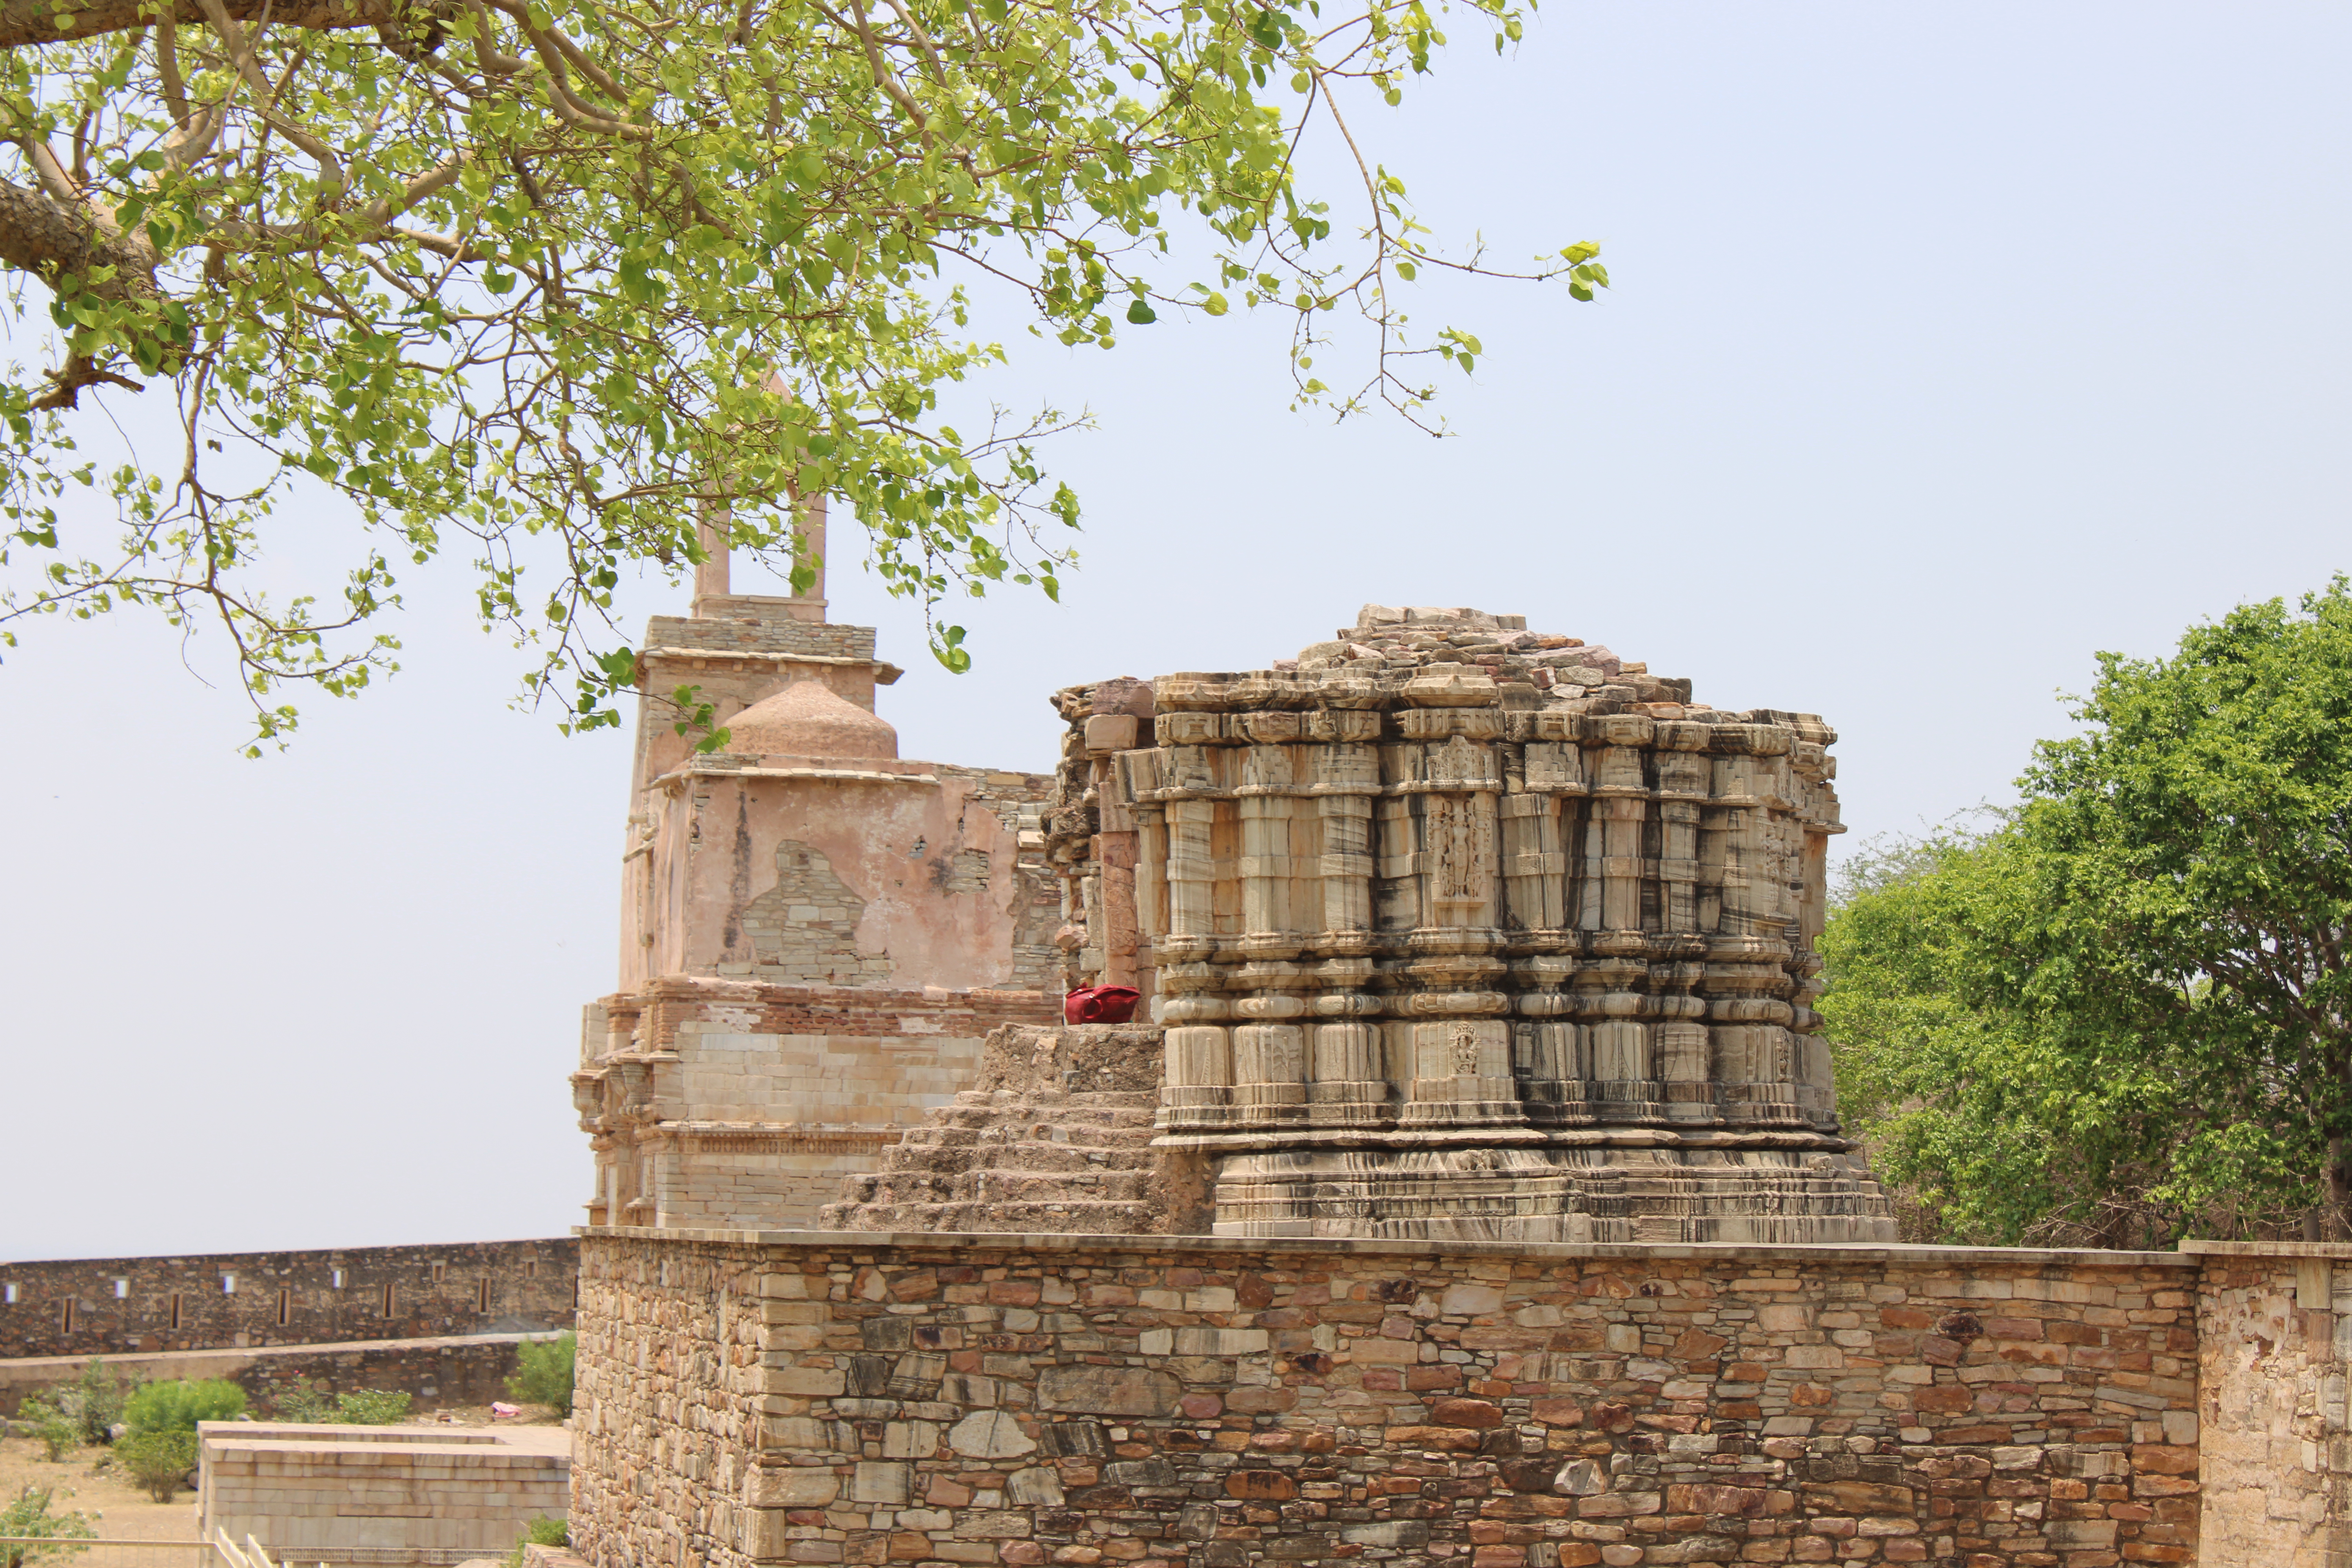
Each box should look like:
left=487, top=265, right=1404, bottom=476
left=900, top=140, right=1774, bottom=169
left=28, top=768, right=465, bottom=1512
left=0, top=1434, right=200, bottom=1541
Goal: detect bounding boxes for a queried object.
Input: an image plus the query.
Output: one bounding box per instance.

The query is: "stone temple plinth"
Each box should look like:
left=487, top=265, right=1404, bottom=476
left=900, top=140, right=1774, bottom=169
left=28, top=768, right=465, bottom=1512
left=1111, top=606, right=1894, bottom=1243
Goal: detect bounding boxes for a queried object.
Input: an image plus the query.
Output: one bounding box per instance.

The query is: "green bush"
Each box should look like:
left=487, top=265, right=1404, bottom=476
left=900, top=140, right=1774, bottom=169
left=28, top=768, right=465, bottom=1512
left=504, top=1516, right=569, bottom=1567
left=0, top=1485, right=98, bottom=1567
left=116, top=1431, right=199, bottom=1504
left=332, top=1390, right=411, bottom=1426
left=15, top=1397, right=78, bottom=1463
left=122, top=1378, right=246, bottom=1435
left=506, top=1332, right=576, bottom=1416
left=69, top=1362, right=131, bottom=1446
left=272, top=1386, right=335, bottom=1423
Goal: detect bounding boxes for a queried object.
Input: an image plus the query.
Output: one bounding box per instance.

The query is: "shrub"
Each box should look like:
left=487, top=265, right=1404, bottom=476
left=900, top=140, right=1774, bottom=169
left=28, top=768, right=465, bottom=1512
left=504, top=1517, right=568, bottom=1568
left=116, top=1431, right=199, bottom=1504
left=123, top=1379, right=246, bottom=1435
left=272, top=1386, right=335, bottom=1424
left=0, top=1485, right=98, bottom=1568
left=506, top=1332, right=576, bottom=1416
left=15, top=1397, right=77, bottom=1463
left=69, top=1362, right=131, bottom=1446
left=332, top=1390, right=411, bottom=1426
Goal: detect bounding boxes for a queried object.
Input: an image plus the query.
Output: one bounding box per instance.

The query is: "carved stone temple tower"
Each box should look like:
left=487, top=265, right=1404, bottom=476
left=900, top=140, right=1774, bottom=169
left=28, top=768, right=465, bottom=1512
left=1018, top=604, right=1897, bottom=1243
left=570, top=507, right=1062, bottom=1230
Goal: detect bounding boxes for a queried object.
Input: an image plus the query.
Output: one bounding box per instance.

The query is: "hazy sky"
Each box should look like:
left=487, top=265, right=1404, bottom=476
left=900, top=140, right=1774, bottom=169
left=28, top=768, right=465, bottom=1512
left=5, top=3, right=2347, bottom=1261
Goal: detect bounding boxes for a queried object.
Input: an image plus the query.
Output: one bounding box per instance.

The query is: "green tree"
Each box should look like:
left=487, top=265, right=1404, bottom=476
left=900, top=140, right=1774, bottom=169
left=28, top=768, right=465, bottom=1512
left=1820, top=580, right=2352, bottom=1245
left=122, top=1376, right=246, bottom=1433
left=0, top=0, right=1600, bottom=748
left=506, top=1330, right=574, bottom=1414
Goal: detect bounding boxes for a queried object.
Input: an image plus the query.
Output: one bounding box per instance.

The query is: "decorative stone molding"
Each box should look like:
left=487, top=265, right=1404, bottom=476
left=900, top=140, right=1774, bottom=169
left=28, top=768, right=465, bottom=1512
left=1101, top=606, right=1888, bottom=1243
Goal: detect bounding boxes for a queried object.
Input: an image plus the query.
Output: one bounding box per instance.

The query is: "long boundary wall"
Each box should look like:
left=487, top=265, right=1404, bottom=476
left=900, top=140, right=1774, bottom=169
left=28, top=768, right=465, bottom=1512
left=0, top=1237, right=576, bottom=1360
left=0, top=1329, right=566, bottom=1419
left=572, top=1229, right=2229, bottom=1568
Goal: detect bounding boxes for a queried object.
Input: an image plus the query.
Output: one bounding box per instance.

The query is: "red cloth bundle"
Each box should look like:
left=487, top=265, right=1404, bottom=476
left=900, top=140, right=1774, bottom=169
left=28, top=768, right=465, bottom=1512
left=1063, top=985, right=1142, bottom=1024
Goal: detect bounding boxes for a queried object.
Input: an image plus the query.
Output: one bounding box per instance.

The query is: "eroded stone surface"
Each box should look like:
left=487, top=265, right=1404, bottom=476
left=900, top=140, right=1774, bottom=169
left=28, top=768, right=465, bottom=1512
left=573, top=586, right=1063, bottom=1230
left=821, top=1024, right=1210, bottom=1236
left=1112, top=606, right=1887, bottom=1242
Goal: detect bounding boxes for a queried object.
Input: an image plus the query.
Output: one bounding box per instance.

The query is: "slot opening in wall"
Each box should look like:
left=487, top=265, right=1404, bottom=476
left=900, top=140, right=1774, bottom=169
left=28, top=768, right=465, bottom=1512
left=477, top=1277, right=492, bottom=1313
left=277, top=1288, right=292, bottom=1327
left=58, top=1298, right=73, bottom=1334
left=4, top=1283, right=17, bottom=1305
left=170, top=1292, right=183, bottom=1330
left=431, top=1262, right=446, bottom=1285
left=381, top=1283, right=396, bottom=1318
left=222, top=1272, right=236, bottom=1295
left=113, top=1278, right=128, bottom=1299
left=524, top=1259, right=537, bottom=1279
left=332, top=1269, right=345, bottom=1289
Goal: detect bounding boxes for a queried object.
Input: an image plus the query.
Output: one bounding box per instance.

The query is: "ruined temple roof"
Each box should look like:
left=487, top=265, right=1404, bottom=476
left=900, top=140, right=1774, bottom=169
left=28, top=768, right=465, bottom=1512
left=723, top=679, right=900, bottom=759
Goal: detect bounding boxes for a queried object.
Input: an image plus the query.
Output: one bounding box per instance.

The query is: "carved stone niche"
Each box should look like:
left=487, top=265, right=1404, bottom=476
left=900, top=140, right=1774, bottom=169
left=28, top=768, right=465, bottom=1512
left=1110, top=608, right=1895, bottom=1245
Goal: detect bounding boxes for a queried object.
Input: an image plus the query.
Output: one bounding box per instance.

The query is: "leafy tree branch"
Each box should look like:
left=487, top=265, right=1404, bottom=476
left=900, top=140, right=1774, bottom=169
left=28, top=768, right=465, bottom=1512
left=0, top=0, right=1601, bottom=749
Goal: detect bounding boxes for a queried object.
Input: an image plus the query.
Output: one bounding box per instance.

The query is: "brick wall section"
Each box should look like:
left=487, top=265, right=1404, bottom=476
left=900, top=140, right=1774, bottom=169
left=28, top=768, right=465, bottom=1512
left=2184, top=1239, right=2352, bottom=1567
left=0, top=1238, right=576, bottom=1359
left=570, top=1230, right=2200, bottom=1568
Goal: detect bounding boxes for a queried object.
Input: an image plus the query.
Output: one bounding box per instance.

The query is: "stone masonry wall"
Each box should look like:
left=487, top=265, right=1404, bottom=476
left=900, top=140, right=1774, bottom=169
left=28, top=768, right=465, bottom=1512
left=2186, top=1239, right=2352, bottom=1568
left=578, top=984, right=1061, bottom=1231
left=571, top=1230, right=2200, bottom=1568
left=0, top=1238, right=576, bottom=1360
left=0, top=1330, right=560, bottom=1418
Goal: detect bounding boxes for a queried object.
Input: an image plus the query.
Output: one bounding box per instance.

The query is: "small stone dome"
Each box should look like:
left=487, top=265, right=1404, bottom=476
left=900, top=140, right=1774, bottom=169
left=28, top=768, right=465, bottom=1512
left=723, top=680, right=898, bottom=759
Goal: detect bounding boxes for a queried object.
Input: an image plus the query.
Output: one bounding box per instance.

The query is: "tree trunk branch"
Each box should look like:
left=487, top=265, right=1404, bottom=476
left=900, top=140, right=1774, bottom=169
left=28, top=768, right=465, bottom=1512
left=0, top=0, right=415, bottom=50
left=0, top=175, right=167, bottom=407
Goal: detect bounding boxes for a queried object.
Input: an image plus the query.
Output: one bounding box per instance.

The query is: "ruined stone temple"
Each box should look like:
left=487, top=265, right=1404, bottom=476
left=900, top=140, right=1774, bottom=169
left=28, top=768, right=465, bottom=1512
left=825, top=605, right=1893, bottom=1243
left=575, top=570, right=1892, bottom=1243
left=568, top=508, right=1065, bottom=1229
left=565, top=587, right=2342, bottom=1568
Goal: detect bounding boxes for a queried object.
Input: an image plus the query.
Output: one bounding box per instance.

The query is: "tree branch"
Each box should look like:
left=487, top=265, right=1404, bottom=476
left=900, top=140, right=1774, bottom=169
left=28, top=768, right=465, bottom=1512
left=0, top=0, right=426, bottom=49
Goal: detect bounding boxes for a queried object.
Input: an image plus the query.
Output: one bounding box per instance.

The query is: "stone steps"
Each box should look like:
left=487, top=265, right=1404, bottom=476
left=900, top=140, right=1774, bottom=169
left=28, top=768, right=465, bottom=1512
left=900, top=1120, right=1153, bottom=1151
left=867, top=1142, right=1158, bottom=1177
left=822, top=1198, right=1161, bottom=1235
left=839, top=1165, right=1156, bottom=1206
left=821, top=1023, right=1190, bottom=1235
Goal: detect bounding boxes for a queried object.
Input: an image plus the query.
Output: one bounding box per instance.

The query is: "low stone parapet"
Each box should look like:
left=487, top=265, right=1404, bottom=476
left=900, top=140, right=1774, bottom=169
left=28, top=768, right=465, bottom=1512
left=198, top=1419, right=570, bottom=1566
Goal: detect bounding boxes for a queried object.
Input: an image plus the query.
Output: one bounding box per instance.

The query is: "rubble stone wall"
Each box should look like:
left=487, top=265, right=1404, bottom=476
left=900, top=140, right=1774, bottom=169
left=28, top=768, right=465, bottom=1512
left=2187, top=1239, right=2352, bottom=1567
left=571, top=1229, right=2202, bottom=1568
left=0, top=1237, right=576, bottom=1360
left=0, top=1330, right=560, bottom=1418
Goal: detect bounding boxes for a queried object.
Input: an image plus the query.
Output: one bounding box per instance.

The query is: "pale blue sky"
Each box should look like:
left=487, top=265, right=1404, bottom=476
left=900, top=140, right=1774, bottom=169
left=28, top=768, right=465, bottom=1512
left=5, top=2, right=2347, bottom=1258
